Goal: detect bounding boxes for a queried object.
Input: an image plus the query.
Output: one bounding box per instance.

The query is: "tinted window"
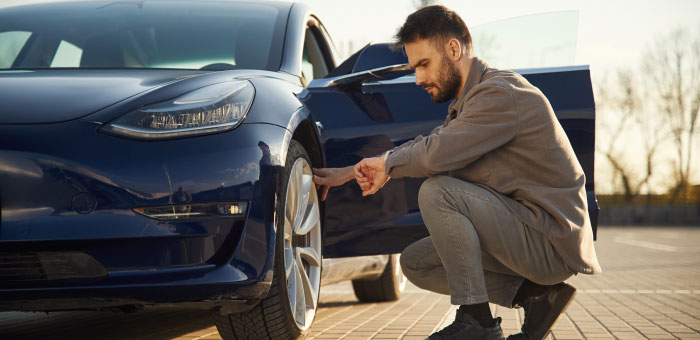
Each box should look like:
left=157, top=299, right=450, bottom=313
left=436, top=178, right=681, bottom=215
left=302, top=28, right=330, bottom=85
left=0, top=31, right=31, bottom=68
left=0, top=1, right=287, bottom=71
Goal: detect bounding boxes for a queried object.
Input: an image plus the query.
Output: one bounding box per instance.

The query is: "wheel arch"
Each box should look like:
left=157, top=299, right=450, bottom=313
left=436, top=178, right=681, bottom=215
left=285, top=106, right=327, bottom=258
left=291, top=120, right=323, bottom=169
left=284, top=106, right=325, bottom=170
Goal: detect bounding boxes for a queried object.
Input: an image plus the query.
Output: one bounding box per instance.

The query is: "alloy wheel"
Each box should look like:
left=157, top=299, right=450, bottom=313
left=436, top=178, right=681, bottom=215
left=282, top=157, right=322, bottom=330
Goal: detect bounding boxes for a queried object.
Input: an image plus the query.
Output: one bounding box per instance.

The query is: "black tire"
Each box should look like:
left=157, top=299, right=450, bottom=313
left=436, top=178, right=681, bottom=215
left=214, top=140, right=321, bottom=340
left=352, top=254, right=406, bottom=302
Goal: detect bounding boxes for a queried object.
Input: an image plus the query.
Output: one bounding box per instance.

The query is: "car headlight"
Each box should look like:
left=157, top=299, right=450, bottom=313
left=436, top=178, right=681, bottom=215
left=101, top=80, right=255, bottom=140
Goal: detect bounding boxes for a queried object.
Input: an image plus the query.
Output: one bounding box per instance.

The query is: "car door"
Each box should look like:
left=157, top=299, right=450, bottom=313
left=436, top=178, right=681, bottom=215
left=307, top=11, right=598, bottom=258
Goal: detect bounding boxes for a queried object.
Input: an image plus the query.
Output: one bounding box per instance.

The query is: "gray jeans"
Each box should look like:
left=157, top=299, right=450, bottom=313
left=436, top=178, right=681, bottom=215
left=400, top=176, right=573, bottom=307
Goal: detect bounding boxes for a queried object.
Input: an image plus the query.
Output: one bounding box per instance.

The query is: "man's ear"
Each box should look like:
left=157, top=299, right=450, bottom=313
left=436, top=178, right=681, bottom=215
left=446, top=39, right=462, bottom=61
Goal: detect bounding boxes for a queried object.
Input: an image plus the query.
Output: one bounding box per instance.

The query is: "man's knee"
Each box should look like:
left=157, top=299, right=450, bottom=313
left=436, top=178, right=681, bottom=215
left=417, top=175, right=450, bottom=209
left=399, top=244, right=419, bottom=276
left=399, top=238, right=432, bottom=278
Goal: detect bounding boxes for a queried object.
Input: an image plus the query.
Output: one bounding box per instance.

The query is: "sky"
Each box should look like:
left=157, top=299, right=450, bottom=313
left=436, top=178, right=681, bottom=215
left=298, top=0, right=700, bottom=74
left=1, top=0, right=699, bottom=193
left=4, top=0, right=699, bottom=73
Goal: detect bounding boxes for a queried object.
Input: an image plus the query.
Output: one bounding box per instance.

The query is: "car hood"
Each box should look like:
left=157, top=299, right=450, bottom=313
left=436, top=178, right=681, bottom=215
left=0, top=69, right=207, bottom=124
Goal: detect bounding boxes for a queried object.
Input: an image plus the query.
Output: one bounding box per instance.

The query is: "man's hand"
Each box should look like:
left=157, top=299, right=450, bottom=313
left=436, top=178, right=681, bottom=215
left=354, top=156, right=390, bottom=196
left=312, top=166, right=354, bottom=201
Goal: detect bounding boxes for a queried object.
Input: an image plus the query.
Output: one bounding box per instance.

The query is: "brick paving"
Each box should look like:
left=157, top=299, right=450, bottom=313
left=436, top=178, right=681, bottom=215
left=310, top=227, right=700, bottom=340
left=1, top=227, right=699, bottom=339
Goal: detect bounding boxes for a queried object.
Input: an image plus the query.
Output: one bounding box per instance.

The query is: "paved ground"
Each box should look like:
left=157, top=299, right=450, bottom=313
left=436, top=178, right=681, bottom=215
left=1, top=227, right=699, bottom=339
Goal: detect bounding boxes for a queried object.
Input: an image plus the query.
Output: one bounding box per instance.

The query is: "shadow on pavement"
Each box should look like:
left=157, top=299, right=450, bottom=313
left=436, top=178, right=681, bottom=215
left=318, top=300, right=363, bottom=308
left=0, top=309, right=218, bottom=340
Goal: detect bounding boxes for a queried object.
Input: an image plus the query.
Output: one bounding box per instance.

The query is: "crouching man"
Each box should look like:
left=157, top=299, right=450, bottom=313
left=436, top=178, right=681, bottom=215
left=313, top=5, right=601, bottom=340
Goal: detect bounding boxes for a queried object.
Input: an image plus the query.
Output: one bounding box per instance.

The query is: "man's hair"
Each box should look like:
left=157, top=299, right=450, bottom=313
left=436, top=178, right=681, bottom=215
left=394, top=5, right=472, bottom=54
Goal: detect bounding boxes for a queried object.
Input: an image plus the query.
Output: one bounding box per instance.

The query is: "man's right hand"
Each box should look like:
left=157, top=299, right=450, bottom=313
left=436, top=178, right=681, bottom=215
left=312, top=166, right=354, bottom=201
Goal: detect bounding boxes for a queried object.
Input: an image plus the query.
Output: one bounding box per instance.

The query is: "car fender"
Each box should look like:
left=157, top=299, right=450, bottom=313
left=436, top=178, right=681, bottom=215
left=243, top=76, right=324, bottom=169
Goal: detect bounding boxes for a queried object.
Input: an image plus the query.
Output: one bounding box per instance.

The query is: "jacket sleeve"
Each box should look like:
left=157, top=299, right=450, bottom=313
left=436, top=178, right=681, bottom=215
left=385, top=84, right=518, bottom=178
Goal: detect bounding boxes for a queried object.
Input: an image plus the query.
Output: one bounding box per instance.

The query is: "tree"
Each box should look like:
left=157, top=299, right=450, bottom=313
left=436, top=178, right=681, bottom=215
left=413, top=0, right=440, bottom=9
left=597, top=25, right=699, bottom=203
left=644, top=26, right=700, bottom=202
left=596, top=70, right=662, bottom=201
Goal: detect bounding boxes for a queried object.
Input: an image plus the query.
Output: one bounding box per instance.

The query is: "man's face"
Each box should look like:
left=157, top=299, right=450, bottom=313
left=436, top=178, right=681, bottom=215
left=405, top=39, right=462, bottom=103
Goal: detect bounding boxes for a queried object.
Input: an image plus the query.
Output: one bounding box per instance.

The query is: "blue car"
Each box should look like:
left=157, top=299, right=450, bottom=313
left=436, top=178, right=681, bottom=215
left=0, top=1, right=598, bottom=339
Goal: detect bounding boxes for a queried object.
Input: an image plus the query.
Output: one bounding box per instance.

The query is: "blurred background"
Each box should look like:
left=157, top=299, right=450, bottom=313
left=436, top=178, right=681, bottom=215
left=2, top=0, right=699, bottom=225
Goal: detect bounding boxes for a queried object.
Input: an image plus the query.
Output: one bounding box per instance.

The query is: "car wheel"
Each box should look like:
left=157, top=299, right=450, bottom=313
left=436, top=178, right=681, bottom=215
left=214, top=140, right=322, bottom=340
left=352, top=254, right=406, bottom=302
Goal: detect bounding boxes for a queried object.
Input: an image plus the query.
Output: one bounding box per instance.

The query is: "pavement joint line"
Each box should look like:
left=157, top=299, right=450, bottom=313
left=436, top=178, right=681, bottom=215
left=189, top=330, right=220, bottom=340
left=646, top=291, right=700, bottom=323
left=397, top=296, right=445, bottom=338
left=640, top=292, right=700, bottom=333
left=574, top=294, right=621, bottom=339
left=563, top=307, right=586, bottom=340
left=585, top=290, right=652, bottom=339
left=321, top=290, right=436, bottom=294
left=579, top=289, right=700, bottom=294
left=308, top=302, right=378, bottom=340
left=370, top=297, right=440, bottom=339
left=336, top=293, right=430, bottom=340
left=313, top=303, right=354, bottom=323
left=595, top=291, right=680, bottom=340
left=430, top=304, right=457, bottom=334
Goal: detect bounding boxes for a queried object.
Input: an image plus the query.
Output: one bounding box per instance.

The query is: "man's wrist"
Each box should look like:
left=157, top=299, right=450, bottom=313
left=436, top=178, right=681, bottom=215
left=382, top=150, right=391, bottom=175
left=344, top=165, right=356, bottom=182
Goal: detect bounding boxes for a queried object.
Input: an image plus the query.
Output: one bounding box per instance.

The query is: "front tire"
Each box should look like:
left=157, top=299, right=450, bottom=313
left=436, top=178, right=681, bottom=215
left=214, top=140, right=322, bottom=340
left=352, top=254, right=406, bottom=302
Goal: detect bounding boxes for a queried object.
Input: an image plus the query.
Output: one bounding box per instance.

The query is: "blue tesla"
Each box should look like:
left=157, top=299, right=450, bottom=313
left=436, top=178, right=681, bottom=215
left=0, top=1, right=598, bottom=339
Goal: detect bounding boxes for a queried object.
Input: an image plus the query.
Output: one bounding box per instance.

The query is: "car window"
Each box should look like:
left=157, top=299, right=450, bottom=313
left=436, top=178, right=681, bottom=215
left=471, top=11, right=579, bottom=69
left=337, top=11, right=580, bottom=83
left=0, top=30, right=31, bottom=68
left=0, top=1, right=288, bottom=71
left=301, top=28, right=329, bottom=85
left=50, top=40, right=82, bottom=68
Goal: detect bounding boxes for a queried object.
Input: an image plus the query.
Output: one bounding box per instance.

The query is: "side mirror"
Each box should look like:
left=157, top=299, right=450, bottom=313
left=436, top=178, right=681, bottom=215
left=308, top=63, right=412, bottom=89
left=350, top=43, right=408, bottom=73
left=310, top=43, right=412, bottom=89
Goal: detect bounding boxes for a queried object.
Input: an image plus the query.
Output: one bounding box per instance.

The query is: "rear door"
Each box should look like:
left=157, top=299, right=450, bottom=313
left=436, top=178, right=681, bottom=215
left=307, top=12, right=598, bottom=258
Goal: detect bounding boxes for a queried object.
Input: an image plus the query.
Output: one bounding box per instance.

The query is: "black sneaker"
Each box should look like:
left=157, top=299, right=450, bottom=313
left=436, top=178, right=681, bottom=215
left=426, top=311, right=504, bottom=340
left=507, top=282, right=577, bottom=340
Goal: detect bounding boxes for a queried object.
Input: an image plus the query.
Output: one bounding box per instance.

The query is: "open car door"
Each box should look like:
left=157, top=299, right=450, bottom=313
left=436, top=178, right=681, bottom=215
left=306, top=11, right=598, bottom=258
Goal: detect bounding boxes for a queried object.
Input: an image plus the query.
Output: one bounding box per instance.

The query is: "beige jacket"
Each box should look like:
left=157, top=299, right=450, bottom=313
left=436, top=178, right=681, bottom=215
left=385, top=57, right=602, bottom=274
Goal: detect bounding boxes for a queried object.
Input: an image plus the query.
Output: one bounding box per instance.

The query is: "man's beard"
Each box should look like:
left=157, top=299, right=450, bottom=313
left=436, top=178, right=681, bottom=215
left=424, top=55, right=462, bottom=103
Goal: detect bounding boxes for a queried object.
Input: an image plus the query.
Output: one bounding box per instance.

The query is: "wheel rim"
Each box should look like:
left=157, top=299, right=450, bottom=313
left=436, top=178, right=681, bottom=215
left=283, top=158, right=322, bottom=330
left=394, top=254, right=407, bottom=292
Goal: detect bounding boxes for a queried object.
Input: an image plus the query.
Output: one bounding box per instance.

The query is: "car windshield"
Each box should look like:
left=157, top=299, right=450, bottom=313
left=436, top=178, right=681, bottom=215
left=0, top=1, right=287, bottom=71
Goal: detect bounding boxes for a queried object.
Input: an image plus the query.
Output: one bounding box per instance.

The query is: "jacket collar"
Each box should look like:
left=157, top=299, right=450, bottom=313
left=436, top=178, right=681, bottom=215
left=448, top=56, right=489, bottom=115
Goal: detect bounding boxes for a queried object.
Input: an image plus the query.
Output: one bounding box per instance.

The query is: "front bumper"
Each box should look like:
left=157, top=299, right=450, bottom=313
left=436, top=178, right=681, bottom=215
left=0, top=120, right=288, bottom=311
